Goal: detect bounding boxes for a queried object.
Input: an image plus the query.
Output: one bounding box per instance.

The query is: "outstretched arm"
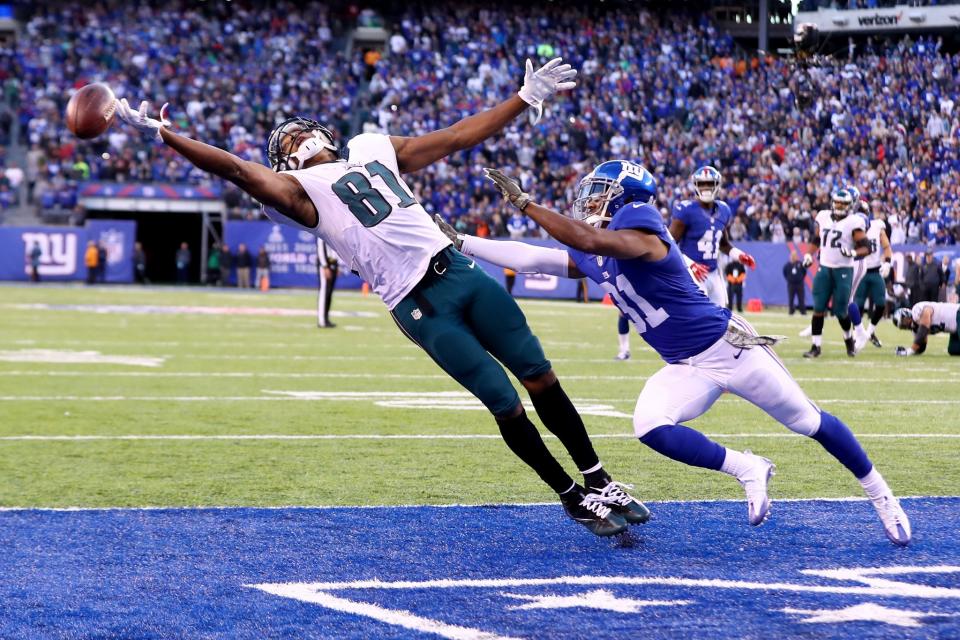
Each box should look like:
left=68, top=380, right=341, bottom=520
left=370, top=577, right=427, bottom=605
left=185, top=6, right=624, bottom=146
left=390, top=58, right=576, bottom=173
left=115, top=99, right=314, bottom=226
left=720, top=230, right=756, bottom=269
left=160, top=129, right=310, bottom=225
left=484, top=168, right=665, bottom=260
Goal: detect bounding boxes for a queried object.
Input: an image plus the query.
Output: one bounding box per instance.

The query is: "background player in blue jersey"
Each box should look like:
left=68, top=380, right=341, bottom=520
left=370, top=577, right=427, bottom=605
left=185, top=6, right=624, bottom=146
left=438, top=160, right=911, bottom=547
left=669, top=166, right=756, bottom=307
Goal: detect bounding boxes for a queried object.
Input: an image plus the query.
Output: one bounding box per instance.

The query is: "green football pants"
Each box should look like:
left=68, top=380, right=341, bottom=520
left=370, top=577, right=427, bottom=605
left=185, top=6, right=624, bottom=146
left=812, top=266, right=854, bottom=317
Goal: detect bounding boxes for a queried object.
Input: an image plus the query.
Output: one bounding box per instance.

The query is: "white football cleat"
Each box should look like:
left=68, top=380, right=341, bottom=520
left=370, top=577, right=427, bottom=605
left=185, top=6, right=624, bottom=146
left=798, top=325, right=812, bottom=338
left=615, top=351, right=630, bottom=361
left=853, top=326, right=869, bottom=354
left=871, top=494, right=911, bottom=546
left=737, top=451, right=776, bottom=526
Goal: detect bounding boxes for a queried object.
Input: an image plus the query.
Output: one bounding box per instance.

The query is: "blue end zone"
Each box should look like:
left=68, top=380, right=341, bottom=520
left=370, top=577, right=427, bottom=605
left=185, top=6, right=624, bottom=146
left=2, top=498, right=958, bottom=639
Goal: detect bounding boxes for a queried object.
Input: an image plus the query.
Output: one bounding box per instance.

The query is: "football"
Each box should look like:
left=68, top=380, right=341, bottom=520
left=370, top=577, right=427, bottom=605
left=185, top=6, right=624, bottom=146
left=65, top=82, right=117, bottom=139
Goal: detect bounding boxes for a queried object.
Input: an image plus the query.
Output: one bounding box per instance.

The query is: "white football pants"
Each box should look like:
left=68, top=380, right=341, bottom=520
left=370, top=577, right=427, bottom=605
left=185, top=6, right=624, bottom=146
left=633, top=315, right=822, bottom=438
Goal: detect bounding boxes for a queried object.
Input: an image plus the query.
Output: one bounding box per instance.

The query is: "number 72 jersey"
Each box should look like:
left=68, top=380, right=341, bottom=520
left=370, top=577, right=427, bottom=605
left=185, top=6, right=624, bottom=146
left=814, top=210, right=866, bottom=269
left=264, top=133, right=451, bottom=310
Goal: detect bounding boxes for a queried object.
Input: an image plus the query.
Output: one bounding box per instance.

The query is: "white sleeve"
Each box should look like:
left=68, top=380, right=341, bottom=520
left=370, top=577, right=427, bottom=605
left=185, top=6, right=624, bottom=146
left=346, top=133, right=399, bottom=174
left=460, top=236, right=570, bottom=277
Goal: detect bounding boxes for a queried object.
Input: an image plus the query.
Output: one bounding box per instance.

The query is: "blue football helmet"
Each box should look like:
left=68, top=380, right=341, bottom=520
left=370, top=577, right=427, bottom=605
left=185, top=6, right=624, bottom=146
left=691, top=166, right=722, bottom=204
left=845, top=185, right=862, bottom=213
left=572, top=160, right=657, bottom=228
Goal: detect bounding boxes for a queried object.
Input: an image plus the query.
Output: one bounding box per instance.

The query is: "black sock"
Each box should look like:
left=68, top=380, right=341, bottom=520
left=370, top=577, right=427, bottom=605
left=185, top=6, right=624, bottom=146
left=496, top=409, right=574, bottom=494
left=838, top=316, right=852, bottom=333
left=812, top=314, right=825, bottom=336
left=529, top=380, right=601, bottom=475
left=870, top=305, right=885, bottom=325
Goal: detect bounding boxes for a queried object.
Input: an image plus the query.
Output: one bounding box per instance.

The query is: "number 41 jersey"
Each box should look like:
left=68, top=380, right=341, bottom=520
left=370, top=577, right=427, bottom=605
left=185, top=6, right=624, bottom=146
left=670, top=199, right=733, bottom=271
left=568, top=202, right=731, bottom=363
left=266, top=133, right=450, bottom=310
left=815, top=210, right=866, bottom=269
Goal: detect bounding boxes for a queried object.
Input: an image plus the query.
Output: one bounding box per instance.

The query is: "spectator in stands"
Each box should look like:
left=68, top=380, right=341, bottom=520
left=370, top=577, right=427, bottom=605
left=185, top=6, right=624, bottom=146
left=919, top=251, right=944, bottom=302
left=28, top=241, right=42, bottom=282
left=725, top=259, right=746, bottom=313
left=84, top=240, right=98, bottom=285
left=220, top=244, right=233, bottom=287
left=256, top=248, right=271, bottom=290
left=235, top=244, right=252, bottom=289
left=175, top=242, right=191, bottom=285
left=784, top=251, right=807, bottom=315
left=133, top=242, right=147, bottom=284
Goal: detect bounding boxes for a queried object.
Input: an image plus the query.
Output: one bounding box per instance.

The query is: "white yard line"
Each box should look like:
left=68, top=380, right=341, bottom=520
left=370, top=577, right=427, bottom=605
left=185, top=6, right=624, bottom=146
left=0, top=370, right=952, bottom=384
left=0, top=433, right=956, bottom=442
left=0, top=495, right=950, bottom=513
left=0, top=395, right=954, bottom=405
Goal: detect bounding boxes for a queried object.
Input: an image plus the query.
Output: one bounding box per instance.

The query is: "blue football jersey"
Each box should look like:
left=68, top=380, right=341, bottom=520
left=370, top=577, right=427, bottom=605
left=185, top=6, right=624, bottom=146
left=670, top=199, right=733, bottom=270
left=568, top=203, right=731, bottom=363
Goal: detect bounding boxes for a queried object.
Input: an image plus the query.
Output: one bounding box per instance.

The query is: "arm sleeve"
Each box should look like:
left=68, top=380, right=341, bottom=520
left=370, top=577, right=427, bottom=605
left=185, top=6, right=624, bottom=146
left=459, top=236, right=570, bottom=277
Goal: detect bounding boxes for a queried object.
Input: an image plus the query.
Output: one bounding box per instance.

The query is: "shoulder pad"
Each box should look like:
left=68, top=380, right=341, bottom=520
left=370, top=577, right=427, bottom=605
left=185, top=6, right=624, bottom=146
left=611, top=202, right=665, bottom=233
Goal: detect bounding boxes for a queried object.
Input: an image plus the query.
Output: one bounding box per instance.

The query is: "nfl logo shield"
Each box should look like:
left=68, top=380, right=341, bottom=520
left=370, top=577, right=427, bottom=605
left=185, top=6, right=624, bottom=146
left=411, top=309, right=423, bottom=320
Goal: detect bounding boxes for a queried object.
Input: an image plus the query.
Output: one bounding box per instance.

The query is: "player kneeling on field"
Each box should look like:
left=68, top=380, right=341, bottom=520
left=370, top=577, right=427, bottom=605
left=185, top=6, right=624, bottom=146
left=892, top=301, right=960, bottom=357
left=438, top=161, right=911, bottom=547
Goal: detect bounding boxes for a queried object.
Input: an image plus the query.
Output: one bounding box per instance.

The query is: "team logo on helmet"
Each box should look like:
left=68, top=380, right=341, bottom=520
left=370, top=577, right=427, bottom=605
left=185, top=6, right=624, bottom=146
left=572, top=160, right=657, bottom=228
left=691, top=166, right=722, bottom=204
left=267, top=117, right=338, bottom=172
left=830, top=188, right=854, bottom=219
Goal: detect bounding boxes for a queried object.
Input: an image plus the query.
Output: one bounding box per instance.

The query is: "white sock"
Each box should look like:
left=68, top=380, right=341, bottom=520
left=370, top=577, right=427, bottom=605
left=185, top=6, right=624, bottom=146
left=720, top=448, right=754, bottom=479
left=858, top=467, right=892, bottom=501
left=617, top=333, right=629, bottom=353
left=580, top=461, right=603, bottom=475
left=812, top=335, right=822, bottom=347
left=867, top=321, right=877, bottom=336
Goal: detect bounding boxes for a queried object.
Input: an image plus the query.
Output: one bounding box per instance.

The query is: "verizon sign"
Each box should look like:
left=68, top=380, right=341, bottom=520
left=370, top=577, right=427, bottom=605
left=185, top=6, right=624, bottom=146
left=796, top=6, right=960, bottom=33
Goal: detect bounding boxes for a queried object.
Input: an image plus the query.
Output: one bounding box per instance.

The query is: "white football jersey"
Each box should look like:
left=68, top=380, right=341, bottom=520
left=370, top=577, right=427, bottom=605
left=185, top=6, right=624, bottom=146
left=862, top=218, right=887, bottom=269
left=815, top=210, right=866, bottom=268
left=267, top=133, right=451, bottom=310
left=911, top=302, right=959, bottom=334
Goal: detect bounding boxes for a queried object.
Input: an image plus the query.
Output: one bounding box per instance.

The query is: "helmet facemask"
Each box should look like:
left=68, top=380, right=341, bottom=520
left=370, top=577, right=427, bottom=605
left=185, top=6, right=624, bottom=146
left=267, top=117, right=338, bottom=172
left=831, top=191, right=853, bottom=219
left=572, top=174, right=624, bottom=228
left=692, top=167, right=722, bottom=204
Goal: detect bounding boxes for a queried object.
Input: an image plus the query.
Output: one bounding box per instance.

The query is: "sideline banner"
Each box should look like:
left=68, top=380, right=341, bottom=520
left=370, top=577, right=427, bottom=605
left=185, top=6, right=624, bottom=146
left=0, top=221, right=136, bottom=283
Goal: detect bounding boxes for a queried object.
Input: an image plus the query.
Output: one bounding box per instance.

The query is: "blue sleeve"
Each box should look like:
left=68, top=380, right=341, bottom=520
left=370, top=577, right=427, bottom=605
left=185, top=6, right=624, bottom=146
left=718, top=202, right=733, bottom=228
left=671, top=200, right=689, bottom=225
left=611, top=203, right=665, bottom=234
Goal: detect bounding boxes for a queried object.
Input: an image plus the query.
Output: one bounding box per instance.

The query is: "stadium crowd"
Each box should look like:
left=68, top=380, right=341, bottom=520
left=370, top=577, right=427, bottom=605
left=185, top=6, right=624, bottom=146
left=3, top=1, right=960, bottom=249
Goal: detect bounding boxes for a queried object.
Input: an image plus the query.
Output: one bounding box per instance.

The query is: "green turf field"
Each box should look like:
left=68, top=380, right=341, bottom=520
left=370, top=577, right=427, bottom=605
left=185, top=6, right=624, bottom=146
left=1, top=283, right=957, bottom=508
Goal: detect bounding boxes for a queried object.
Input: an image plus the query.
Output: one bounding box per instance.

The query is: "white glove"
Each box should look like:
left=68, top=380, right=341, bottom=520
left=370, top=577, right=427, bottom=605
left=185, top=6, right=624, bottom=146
left=895, top=346, right=914, bottom=356
left=518, top=57, right=577, bottom=124
left=115, top=98, right=171, bottom=140
left=879, top=261, right=892, bottom=278
left=802, top=253, right=813, bottom=268
left=838, top=246, right=855, bottom=258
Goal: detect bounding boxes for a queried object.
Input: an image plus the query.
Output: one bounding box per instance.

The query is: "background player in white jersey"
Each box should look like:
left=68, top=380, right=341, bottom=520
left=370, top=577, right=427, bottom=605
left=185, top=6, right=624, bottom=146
left=892, top=301, right=960, bottom=357
left=802, top=189, right=871, bottom=358
left=439, top=161, right=911, bottom=546
left=669, top=166, right=756, bottom=307
left=844, top=190, right=893, bottom=353
left=112, top=59, right=649, bottom=538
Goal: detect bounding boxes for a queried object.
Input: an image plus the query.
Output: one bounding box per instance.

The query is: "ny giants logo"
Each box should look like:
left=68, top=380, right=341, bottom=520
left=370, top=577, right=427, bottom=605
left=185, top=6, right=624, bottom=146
left=21, top=232, right=78, bottom=276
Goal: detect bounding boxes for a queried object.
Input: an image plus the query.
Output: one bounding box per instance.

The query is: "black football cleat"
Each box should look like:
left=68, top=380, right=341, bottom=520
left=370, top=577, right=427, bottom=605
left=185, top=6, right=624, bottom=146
left=560, top=485, right=628, bottom=537
left=589, top=480, right=651, bottom=524
left=802, top=345, right=821, bottom=358
left=845, top=337, right=856, bottom=357
left=870, top=334, right=883, bottom=348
